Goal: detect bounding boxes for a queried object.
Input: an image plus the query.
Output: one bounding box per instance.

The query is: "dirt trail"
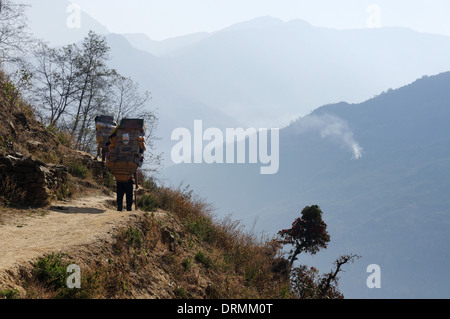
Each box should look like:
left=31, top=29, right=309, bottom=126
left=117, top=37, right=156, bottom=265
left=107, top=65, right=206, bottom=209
left=0, top=194, right=141, bottom=277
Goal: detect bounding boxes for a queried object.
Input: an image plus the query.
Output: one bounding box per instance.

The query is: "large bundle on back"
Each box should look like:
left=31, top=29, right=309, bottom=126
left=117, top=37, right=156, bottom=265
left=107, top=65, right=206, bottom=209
left=95, top=115, right=116, bottom=160
left=106, top=118, right=146, bottom=182
left=95, top=115, right=116, bottom=147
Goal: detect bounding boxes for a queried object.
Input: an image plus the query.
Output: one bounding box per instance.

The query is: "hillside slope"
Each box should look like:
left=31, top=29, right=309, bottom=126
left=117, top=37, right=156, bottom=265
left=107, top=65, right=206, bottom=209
left=0, top=194, right=141, bottom=289
left=0, top=189, right=292, bottom=299
left=0, top=71, right=292, bottom=300
left=0, top=191, right=208, bottom=299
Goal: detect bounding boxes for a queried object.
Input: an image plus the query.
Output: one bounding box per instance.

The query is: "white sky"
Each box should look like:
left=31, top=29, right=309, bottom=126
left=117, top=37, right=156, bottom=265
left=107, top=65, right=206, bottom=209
left=70, top=0, right=450, bottom=40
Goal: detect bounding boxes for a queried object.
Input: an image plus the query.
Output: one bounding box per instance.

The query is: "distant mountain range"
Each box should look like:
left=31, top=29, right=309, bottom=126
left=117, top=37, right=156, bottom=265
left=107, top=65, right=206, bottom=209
left=27, top=2, right=450, bottom=163
left=101, top=16, right=450, bottom=167
left=161, top=72, right=450, bottom=298
left=119, top=15, right=450, bottom=128
left=122, top=32, right=211, bottom=57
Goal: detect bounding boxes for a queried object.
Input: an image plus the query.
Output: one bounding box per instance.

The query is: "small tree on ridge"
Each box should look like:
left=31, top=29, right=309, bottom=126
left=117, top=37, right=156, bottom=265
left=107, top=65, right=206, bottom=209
left=278, top=205, right=331, bottom=269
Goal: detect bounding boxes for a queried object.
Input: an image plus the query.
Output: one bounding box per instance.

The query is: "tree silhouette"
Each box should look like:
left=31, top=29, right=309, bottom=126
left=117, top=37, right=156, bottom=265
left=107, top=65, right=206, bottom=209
left=278, top=205, right=360, bottom=298
left=290, top=254, right=360, bottom=299
left=278, top=205, right=330, bottom=268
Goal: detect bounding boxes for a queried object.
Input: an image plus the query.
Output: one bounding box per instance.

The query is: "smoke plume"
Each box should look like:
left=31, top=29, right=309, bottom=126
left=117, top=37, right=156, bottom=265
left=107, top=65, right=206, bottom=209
left=292, top=113, right=363, bottom=160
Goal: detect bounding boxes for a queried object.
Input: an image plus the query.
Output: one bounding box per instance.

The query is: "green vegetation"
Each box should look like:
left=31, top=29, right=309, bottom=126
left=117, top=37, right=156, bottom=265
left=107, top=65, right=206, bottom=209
left=124, top=226, right=144, bottom=249
left=55, top=181, right=76, bottom=201
left=194, top=251, right=213, bottom=269
left=181, top=257, right=192, bottom=272
left=0, top=135, right=14, bottom=151
left=0, top=74, right=23, bottom=110
left=67, top=161, right=89, bottom=179
left=174, top=286, right=188, bottom=299
left=0, top=289, right=20, bottom=299
left=32, top=253, right=69, bottom=290
left=103, top=172, right=116, bottom=190
left=137, top=193, right=159, bottom=212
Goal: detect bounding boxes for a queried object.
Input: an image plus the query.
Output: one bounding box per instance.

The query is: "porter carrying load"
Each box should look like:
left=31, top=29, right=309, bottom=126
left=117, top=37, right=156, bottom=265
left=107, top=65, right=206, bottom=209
left=106, top=118, right=146, bottom=182
left=95, top=115, right=117, bottom=161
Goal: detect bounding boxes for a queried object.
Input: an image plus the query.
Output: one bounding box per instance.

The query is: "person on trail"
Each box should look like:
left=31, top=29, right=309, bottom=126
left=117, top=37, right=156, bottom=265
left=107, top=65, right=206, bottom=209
left=117, top=171, right=139, bottom=211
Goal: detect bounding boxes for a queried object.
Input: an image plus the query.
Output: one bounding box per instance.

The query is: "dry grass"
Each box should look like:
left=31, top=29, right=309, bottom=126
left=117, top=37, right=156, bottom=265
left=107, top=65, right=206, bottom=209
left=8, top=184, right=292, bottom=299
left=131, top=184, right=292, bottom=299
left=0, top=176, right=27, bottom=207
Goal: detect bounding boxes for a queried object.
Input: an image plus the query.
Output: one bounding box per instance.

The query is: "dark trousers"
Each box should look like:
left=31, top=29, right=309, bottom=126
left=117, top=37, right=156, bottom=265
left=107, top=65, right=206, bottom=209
left=117, top=180, right=134, bottom=211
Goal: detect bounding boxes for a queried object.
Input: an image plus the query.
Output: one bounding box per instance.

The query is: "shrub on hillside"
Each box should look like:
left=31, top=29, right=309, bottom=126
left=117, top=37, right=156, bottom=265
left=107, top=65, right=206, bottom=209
left=67, top=161, right=89, bottom=179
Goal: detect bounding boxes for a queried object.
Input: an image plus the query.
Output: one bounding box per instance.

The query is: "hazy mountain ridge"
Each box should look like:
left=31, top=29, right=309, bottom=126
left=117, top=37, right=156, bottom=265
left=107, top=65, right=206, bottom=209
left=161, top=71, right=450, bottom=298
left=26, top=0, right=109, bottom=46
left=122, top=32, right=211, bottom=57
left=25, top=2, right=450, bottom=159
left=144, top=17, right=450, bottom=129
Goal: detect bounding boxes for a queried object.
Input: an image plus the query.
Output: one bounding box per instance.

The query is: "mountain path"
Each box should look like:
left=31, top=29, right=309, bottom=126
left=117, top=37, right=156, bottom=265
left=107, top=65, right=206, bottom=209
left=0, top=194, right=159, bottom=284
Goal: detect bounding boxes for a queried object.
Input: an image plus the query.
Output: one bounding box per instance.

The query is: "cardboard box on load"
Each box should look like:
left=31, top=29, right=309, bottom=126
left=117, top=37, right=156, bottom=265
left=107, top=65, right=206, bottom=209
left=119, top=119, right=145, bottom=132
left=116, top=131, right=140, bottom=142
left=105, top=159, right=139, bottom=182
left=119, top=145, right=140, bottom=154
left=96, top=118, right=116, bottom=146
left=108, top=154, right=134, bottom=163
left=96, top=115, right=115, bottom=124
left=105, top=118, right=145, bottom=182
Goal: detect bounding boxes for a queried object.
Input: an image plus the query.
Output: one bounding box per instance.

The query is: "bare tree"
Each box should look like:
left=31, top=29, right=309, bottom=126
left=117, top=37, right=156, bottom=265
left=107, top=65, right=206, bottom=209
left=70, top=31, right=111, bottom=143
left=108, top=72, right=161, bottom=171
left=317, top=254, right=360, bottom=298
left=31, top=31, right=112, bottom=148
left=73, top=65, right=112, bottom=150
left=289, top=254, right=360, bottom=299
left=0, top=0, right=31, bottom=64
left=110, top=72, right=151, bottom=123
left=32, top=41, right=80, bottom=127
left=30, top=30, right=161, bottom=170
